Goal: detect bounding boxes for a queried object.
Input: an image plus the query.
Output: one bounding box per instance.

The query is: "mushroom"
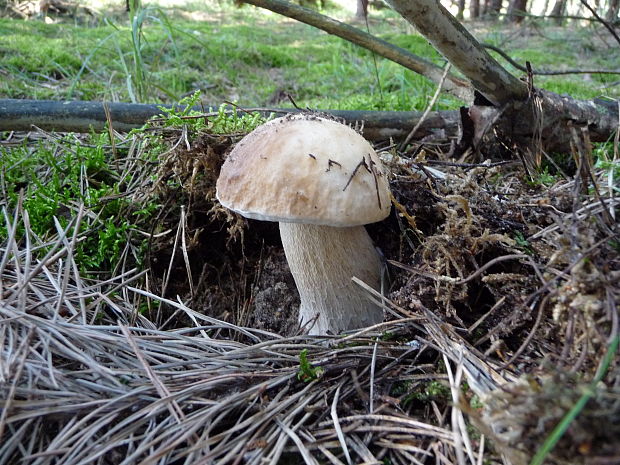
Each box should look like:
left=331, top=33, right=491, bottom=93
left=216, top=114, right=391, bottom=335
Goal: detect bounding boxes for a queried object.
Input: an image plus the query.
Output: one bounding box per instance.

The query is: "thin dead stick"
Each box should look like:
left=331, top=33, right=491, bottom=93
left=102, top=101, right=119, bottom=166
left=0, top=327, right=35, bottom=441
left=424, top=159, right=516, bottom=168
left=443, top=354, right=466, bottom=465
left=126, top=285, right=265, bottom=341
left=54, top=206, right=85, bottom=322
left=476, top=435, right=485, bottom=465
left=0, top=196, right=24, bottom=287
left=241, top=0, right=472, bottom=101
left=531, top=197, right=619, bottom=238
left=331, top=384, right=352, bottom=465
left=159, top=208, right=185, bottom=324
left=338, top=414, right=453, bottom=439
left=5, top=216, right=75, bottom=299
left=495, top=295, right=548, bottom=370
left=179, top=206, right=194, bottom=297
left=275, top=418, right=318, bottom=465
left=467, top=296, right=506, bottom=334
left=388, top=253, right=530, bottom=285
left=401, top=63, right=452, bottom=150
left=369, top=340, right=378, bottom=414
left=453, top=359, right=476, bottom=464
left=317, top=446, right=347, bottom=465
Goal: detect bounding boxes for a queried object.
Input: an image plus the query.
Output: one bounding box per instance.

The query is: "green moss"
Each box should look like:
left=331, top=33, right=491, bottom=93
left=0, top=132, right=153, bottom=272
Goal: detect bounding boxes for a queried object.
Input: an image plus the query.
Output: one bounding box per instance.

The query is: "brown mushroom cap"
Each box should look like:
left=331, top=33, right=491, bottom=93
left=216, top=114, right=390, bottom=227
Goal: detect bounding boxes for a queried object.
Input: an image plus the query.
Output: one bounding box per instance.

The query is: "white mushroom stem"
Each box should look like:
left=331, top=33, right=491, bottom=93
left=279, top=222, right=384, bottom=335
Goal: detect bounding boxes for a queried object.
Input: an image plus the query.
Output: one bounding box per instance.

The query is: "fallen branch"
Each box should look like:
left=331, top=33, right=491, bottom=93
left=240, top=0, right=473, bottom=103
left=0, top=98, right=461, bottom=142
left=383, top=0, right=619, bottom=154
left=384, top=0, right=529, bottom=106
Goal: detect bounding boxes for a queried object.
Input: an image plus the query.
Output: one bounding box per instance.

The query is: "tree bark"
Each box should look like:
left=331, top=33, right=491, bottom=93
left=241, top=0, right=473, bottom=102
left=355, top=0, right=368, bottom=20
left=456, top=0, right=466, bottom=20
left=471, top=0, right=481, bottom=18
left=579, top=0, right=620, bottom=46
left=383, top=0, right=529, bottom=106
left=8, top=1, right=616, bottom=156
left=0, top=99, right=461, bottom=142
left=490, top=0, right=503, bottom=15
left=383, top=0, right=618, bottom=154
left=606, top=0, right=619, bottom=21
left=506, top=0, right=527, bottom=22
left=549, top=0, right=567, bottom=24
left=483, top=0, right=502, bottom=17
left=236, top=0, right=618, bottom=154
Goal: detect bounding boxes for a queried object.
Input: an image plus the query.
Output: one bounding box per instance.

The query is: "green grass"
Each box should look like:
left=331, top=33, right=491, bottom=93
left=157, top=91, right=269, bottom=131
left=2, top=1, right=617, bottom=111
left=481, top=21, right=620, bottom=101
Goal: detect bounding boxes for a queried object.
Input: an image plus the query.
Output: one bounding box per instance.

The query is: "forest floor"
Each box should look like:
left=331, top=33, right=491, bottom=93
left=1, top=1, right=619, bottom=464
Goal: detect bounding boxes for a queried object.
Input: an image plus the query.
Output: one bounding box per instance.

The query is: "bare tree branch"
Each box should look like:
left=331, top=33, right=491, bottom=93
left=383, top=0, right=529, bottom=105
left=3, top=2, right=617, bottom=155
left=578, top=0, right=620, bottom=46
left=483, top=43, right=620, bottom=75
left=240, top=0, right=473, bottom=102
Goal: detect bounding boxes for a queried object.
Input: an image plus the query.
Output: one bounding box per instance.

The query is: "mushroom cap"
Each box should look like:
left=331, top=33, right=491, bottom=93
left=216, top=114, right=391, bottom=227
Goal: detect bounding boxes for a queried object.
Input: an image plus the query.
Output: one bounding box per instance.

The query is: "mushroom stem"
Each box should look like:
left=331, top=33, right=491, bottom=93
left=279, top=222, right=384, bottom=335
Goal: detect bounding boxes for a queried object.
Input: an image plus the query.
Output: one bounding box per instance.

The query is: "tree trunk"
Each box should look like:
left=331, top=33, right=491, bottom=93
left=471, top=0, right=481, bottom=18
left=549, top=0, right=566, bottom=24
left=506, top=0, right=528, bottom=22
left=240, top=0, right=618, bottom=154
left=355, top=0, right=368, bottom=20
left=606, top=0, right=619, bottom=21
left=490, top=0, right=503, bottom=15
left=456, top=0, right=466, bottom=20
left=482, top=0, right=502, bottom=18
left=383, top=0, right=528, bottom=105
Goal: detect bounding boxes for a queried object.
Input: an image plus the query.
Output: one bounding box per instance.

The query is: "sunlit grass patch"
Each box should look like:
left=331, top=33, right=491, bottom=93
left=2, top=3, right=619, bottom=108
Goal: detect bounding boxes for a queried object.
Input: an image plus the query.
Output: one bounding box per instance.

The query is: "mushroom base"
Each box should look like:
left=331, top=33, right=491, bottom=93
left=279, top=223, right=384, bottom=335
